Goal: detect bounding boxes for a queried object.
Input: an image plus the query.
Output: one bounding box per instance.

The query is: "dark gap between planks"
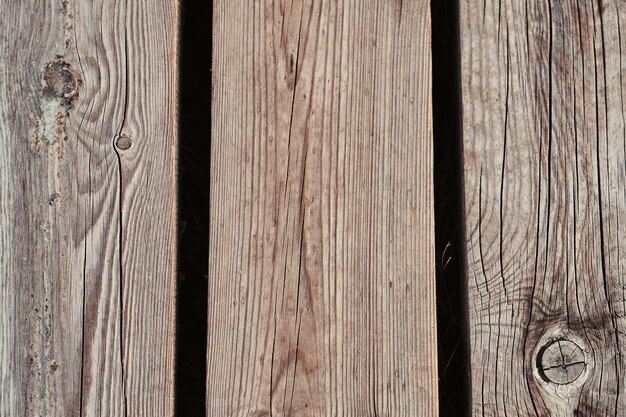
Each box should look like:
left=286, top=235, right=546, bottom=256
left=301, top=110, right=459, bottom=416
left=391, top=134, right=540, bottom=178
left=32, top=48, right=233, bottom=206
left=432, top=0, right=471, bottom=416
left=176, top=0, right=212, bottom=415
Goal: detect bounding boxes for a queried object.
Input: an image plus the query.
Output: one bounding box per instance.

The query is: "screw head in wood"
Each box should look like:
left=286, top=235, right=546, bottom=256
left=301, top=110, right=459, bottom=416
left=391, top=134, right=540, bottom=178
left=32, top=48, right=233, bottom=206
left=537, top=339, right=586, bottom=385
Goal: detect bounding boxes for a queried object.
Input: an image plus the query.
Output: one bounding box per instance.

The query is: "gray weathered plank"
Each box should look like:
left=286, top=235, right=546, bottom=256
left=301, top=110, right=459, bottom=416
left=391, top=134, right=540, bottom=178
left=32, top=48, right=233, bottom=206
left=208, top=0, right=438, bottom=415
left=461, top=0, right=626, bottom=415
left=0, top=1, right=178, bottom=415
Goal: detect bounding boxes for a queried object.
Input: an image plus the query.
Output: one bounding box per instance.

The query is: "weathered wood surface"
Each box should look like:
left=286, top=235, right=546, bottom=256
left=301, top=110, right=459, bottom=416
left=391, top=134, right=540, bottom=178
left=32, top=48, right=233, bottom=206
left=461, top=0, right=626, bottom=415
left=209, top=0, right=437, bottom=415
left=0, top=1, right=178, bottom=416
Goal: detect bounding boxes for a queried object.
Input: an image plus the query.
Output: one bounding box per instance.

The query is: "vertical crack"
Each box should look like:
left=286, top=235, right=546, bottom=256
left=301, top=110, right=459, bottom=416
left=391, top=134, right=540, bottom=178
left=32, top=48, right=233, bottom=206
left=271, top=2, right=305, bottom=413
left=595, top=3, right=622, bottom=414
left=112, top=32, right=131, bottom=417
left=499, top=31, right=510, bottom=300
left=78, top=151, right=91, bottom=417
left=544, top=0, right=554, bottom=294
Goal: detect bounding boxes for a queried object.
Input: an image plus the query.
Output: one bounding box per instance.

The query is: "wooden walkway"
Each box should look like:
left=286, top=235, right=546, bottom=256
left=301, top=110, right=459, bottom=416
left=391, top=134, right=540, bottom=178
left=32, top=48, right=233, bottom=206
left=3, top=0, right=626, bottom=416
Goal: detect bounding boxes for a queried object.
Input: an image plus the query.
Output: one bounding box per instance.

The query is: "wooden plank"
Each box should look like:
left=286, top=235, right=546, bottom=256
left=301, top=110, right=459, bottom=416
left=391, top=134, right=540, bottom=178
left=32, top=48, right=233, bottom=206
left=461, top=0, right=626, bottom=415
left=209, top=0, right=437, bottom=415
left=0, top=1, right=178, bottom=415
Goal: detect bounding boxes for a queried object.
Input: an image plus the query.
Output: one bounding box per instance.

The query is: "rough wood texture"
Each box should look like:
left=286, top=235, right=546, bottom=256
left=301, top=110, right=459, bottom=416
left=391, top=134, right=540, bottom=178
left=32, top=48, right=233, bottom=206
left=461, top=0, right=626, bottom=415
left=209, top=0, right=437, bottom=415
left=0, top=1, right=178, bottom=416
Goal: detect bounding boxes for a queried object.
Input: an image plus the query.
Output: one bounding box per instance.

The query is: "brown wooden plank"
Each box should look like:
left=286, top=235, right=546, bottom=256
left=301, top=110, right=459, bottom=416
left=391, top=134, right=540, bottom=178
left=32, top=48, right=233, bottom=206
left=461, top=0, right=626, bottom=414
left=208, top=0, right=437, bottom=415
left=0, top=1, right=178, bottom=415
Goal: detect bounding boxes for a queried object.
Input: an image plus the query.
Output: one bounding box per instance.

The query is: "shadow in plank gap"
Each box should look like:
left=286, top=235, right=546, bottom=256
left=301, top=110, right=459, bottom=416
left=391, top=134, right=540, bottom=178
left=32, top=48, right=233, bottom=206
left=176, top=0, right=212, bottom=416
left=432, top=0, right=471, bottom=416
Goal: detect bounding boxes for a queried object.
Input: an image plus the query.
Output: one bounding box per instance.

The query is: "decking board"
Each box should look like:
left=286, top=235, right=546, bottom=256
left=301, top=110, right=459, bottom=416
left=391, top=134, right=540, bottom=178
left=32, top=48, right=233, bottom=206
left=0, top=1, right=178, bottom=415
left=209, top=0, right=438, bottom=415
left=461, top=0, right=626, bottom=414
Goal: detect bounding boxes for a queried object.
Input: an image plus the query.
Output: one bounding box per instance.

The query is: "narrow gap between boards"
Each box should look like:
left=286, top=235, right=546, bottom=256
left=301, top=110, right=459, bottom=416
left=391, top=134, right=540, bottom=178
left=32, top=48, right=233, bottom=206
left=176, top=0, right=212, bottom=415
left=431, top=0, right=471, bottom=415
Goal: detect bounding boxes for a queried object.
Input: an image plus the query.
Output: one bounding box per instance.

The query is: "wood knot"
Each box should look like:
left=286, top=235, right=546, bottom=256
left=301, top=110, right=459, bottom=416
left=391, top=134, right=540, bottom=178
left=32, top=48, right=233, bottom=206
left=42, top=58, right=80, bottom=103
left=536, top=339, right=586, bottom=385
left=115, top=134, right=132, bottom=150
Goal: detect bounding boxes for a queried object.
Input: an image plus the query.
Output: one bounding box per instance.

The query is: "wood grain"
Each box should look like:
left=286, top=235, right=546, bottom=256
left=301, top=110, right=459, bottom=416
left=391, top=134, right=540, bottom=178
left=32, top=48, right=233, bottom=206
left=0, top=1, right=178, bottom=416
left=208, top=1, right=437, bottom=415
left=461, top=0, right=626, bottom=415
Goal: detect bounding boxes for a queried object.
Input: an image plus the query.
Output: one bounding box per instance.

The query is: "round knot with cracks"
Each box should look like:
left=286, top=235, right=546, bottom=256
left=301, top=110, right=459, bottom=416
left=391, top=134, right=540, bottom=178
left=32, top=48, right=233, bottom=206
left=537, top=339, right=586, bottom=385
left=42, top=58, right=80, bottom=103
